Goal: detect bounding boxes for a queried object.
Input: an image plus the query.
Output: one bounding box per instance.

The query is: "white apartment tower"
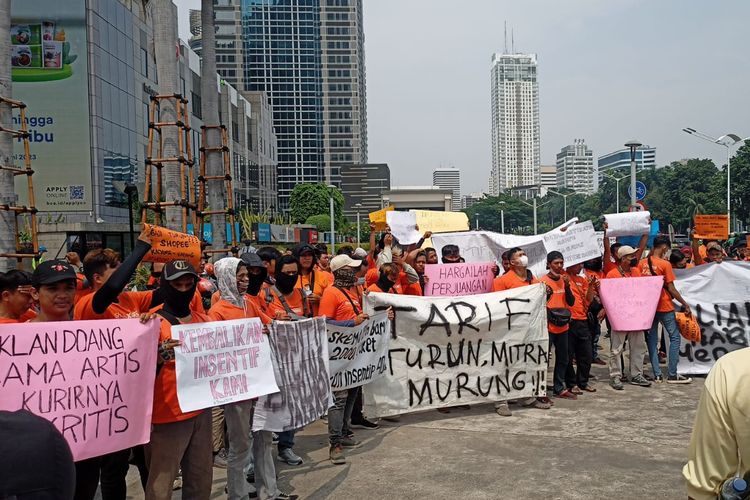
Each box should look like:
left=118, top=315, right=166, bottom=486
left=433, top=168, right=461, bottom=211
left=556, top=139, right=595, bottom=194
left=489, top=52, right=540, bottom=195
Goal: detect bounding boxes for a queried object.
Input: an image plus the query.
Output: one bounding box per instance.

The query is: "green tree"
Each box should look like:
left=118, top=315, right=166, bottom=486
left=289, top=183, right=345, bottom=225
left=729, top=141, right=750, bottom=225
left=305, top=214, right=331, bottom=233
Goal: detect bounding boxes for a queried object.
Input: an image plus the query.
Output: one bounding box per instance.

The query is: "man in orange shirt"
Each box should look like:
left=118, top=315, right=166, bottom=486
left=564, top=263, right=597, bottom=394
left=0, top=270, right=34, bottom=323
left=295, top=244, right=330, bottom=315
left=693, top=240, right=724, bottom=265
left=147, top=261, right=213, bottom=500
left=638, top=236, right=693, bottom=384
left=540, top=252, right=577, bottom=400
left=605, top=246, right=651, bottom=391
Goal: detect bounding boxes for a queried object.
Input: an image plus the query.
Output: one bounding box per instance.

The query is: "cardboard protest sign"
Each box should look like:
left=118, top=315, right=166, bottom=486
left=171, top=318, right=279, bottom=412
left=386, top=211, right=422, bottom=245
left=328, top=312, right=391, bottom=391
left=253, top=317, right=331, bottom=432
left=362, top=286, right=548, bottom=417
left=368, top=205, right=394, bottom=231
left=410, top=210, right=469, bottom=234
left=423, top=262, right=495, bottom=296
left=542, top=221, right=601, bottom=266
left=599, top=276, right=663, bottom=330
left=603, top=211, right=651, bottom=237
left=675, top=261, right=750, bottom=375
left=0, top=319, right=159, bottom=461
left=143, top=223, right=201, bottom=268
left=693, top=215, right=729, bottom=240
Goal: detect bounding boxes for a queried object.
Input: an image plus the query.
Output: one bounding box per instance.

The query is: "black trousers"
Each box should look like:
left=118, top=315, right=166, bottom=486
left=349, top=386, right=364, bottom=422
left=549, top=331, right=569, bottom=395
left=74, top=448, right=130, bottom=500
left=566, top=319, right=593, bottom=389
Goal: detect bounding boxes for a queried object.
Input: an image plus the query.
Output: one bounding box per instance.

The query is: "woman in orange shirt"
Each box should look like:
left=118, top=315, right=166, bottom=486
left=294, top=244, right=330, bottom=315
left=539, top=251, right=576, bottom=400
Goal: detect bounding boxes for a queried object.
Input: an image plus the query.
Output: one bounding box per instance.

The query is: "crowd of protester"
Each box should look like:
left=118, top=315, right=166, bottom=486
left=0, top=220, right=748, bottom=500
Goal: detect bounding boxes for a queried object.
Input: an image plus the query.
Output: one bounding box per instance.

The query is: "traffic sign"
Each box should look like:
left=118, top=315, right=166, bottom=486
left=628, top=181, right=647, bottom=201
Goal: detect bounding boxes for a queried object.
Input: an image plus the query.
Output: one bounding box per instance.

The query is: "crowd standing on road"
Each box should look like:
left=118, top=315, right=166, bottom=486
left=0, top=219, right=749, bottom=500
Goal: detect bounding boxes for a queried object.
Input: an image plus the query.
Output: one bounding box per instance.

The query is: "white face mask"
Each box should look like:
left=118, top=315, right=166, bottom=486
left=356, top=277, right=365, bottom=286
left=517, top=255, right=529, bottom=268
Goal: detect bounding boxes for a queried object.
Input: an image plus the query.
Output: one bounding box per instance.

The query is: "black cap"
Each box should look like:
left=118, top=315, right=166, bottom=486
left=32, top=259, right=77, bottom=287
left=240, top=252, right=265, bottom=268
left=294, top=244, right=316, bottom=257
left=441, top=244, right=460, bottom=257
left=162, top=260, right=199, bottom=281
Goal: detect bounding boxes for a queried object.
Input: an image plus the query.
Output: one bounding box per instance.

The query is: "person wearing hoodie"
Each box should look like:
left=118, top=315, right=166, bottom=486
left=146, top=261, right=213, bottom=500
left=208, top=258, right=294, bottom=500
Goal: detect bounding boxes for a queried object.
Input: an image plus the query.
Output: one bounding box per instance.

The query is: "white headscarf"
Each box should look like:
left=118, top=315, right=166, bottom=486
left=214, top=257, right=244, bottom=309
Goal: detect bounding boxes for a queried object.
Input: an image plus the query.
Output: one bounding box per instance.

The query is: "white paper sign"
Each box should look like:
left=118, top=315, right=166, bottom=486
left=603, top=211, right=651, bottom=237
left=172, top=318, right=279, bottom=412
left=386, top=211, right=422, bottom=245
left=542, top=221, right=602, bottom=266
left=675, top=262, right=750, bottom=375
left=328, top=312, right=391, bottom=390
left=252, top=317, right=332, bottom=432
left=362, top=286, right=549, bottom=417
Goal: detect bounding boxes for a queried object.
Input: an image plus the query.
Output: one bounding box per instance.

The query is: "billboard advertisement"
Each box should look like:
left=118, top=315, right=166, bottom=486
left=11, top=0, right=92, bottom=211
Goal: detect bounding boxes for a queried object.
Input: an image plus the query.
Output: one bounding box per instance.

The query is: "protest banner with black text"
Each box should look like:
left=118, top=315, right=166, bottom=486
left=542, top=221, right=601, bottom=267
left=328, top=312, right=391, bottom=390
left=171, top=318, right=279, bottom=412
left=423, top=261, right=495, bottom=296
left=0, top=319, right=159, bottom=461
left=252, top=317, right=332, bottom=432
left=675, top=262, right=750, bottom=375
left=362, top=286, right=548, bottom=417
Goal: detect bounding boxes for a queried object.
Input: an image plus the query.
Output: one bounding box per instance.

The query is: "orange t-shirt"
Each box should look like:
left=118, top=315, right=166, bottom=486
left=19, top=309, right=37, bottom=322
left=208, top=297, right=271, bottom=324
left=492, top=271, right=538, bottom=291
left=74, top=290, right=153, bottom=320
left=152, top=310, right=211, bottom=424
left=365, top=268, right=378, bottom=287
left=540, top=274, right=571, bottom=334
left=319, top=286, right=362, bottom=321
left=0, top=317, right=19, bottom=324
left=637, top=256, right=674, bottom=312
left=605, top=266, right=642, bottom=279
left=583, top=269, right=604, bottom=281
left=298, top=270, right=330, bottom=316
left=603, top=259, right=618, bottom=275
left=75, top=273, right=92, bottom=303
left=265, top=288, right=308, bottom=319
left=567, top=274, right=589, bottom=321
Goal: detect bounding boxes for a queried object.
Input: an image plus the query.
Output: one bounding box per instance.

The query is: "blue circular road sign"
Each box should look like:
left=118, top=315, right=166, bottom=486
left=628, top=181, right=647, bottom=201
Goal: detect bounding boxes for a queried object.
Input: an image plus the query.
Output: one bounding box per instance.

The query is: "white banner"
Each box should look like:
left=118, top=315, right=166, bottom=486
left=386, top=211, right=422, bottom=245
left=362, top=286, right=549, bottom=417
left=172, top=318, right=279, bottom=412
left=603, top=211, right=651, bottom=237
left=542, top=221, right=601, bottom=266
left=675, top=262, right=750, bottom=375
left=328, top=312, right=391, bottom=390
left=252, top=317, right=332, bottom=432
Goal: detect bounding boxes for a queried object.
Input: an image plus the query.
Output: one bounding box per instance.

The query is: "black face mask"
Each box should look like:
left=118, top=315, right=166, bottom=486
left=276, top=272, right=298, bottom=295
left=583, top=258, right=602, bottom=272
left=248, top=269, right=267, bottom=296
left=376, top=272, right=395, bottom=292
left=629, top=258, right=638, bottom=267
left=159, top=278, right=197, bottom=317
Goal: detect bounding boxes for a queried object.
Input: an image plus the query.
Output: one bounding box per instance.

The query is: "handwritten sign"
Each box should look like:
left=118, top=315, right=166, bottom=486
left=693, top=215, right=729, bottom=240
left=542, top=221, right=601, bottom=266
left=143, top=223, right=202, bottom=268
left=0, top=319, right=159, bottom=461
left=368, top=205, right=394, bottom=231
left=410, top=210, right=469, bottom=234
left=423, top=262, right=495, bottom=296
left=603, top=211, right=651, bottom=237
left=386, top=211, right=422, bottom=245
left=599, top=276, right=663, bottom=330
left=328, top=312, right=391, bottom=390
left=171, top=318, right=279, bottom=412
left=362, top=286, right=548, bottom=417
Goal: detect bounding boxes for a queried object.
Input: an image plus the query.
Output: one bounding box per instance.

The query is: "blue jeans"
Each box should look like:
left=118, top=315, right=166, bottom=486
left=277, top=430, right=295, bottom=452
left=646, top=311, right=681, bottom=378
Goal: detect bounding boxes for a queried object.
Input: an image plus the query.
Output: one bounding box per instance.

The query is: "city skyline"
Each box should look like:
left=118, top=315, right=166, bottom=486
left=175, top=0, right=750, bottom=195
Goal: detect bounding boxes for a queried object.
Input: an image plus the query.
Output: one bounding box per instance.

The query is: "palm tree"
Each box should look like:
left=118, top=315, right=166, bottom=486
left=0, top=0, right=15, bottom=270
left=200, top=0, right=226, bottom=254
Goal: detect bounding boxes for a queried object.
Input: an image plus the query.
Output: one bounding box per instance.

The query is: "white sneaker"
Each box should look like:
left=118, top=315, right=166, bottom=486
left=667, top=374, right=692, bottom=384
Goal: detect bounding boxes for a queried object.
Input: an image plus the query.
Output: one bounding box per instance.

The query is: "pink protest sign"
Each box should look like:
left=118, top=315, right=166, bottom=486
left=424, top=262, right=495, bottom=296
left=0, top=319, right=159, bottom=461
left=599, top=276, right=664, bottom=331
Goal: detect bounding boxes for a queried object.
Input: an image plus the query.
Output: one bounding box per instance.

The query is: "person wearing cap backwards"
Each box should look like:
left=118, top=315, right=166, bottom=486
left=294, top=243, right=331, bottom=315
left=146, top=260, right=213, bottom=500
left=0, top=270, right=34, bottom=323
left=208, top=257, right=294, bottom=500
left=604, top=246, right=652, bottom=391
left=637, top=235, right=693, bottom=384
left=540, top=251, right=577, bottom=400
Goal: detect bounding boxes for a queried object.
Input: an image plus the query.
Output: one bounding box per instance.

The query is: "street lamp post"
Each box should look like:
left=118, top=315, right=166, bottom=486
left=475, top=213, right=479, bottom=230
left=683, top=128, right=749, bottom=232
left=625, top=140, right=642, bottom=208
left=355, top=202, right=362, bottom=247
left=327, top=185, right=336, bottom=254
left=602, top=171, right=628, bottom=213
left=546, top=189, right=571, bottom=221
left=498, top=201, right=506, bottom=233
left=517, top=197, right=547, bottom=235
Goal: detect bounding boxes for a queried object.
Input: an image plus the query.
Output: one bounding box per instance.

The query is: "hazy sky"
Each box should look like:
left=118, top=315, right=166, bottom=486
left=175, top=0, right=750, bottom=194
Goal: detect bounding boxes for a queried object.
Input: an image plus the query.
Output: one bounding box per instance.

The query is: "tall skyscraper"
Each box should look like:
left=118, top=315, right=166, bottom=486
left=556, top=139, right=595, bottom=194
left=489, top=52, right=540, bottom=195
left=198, top=0, right=367, bottom=211
left=433, top=167, right=461, bottom=211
